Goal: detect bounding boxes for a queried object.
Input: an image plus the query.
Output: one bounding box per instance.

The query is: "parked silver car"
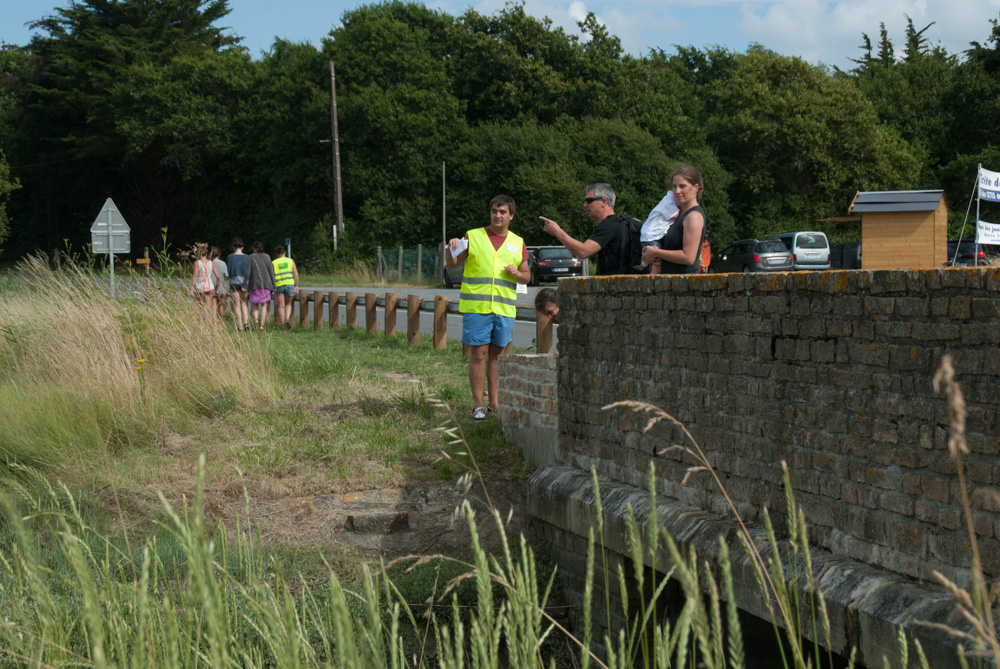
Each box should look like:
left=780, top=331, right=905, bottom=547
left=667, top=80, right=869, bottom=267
left=710, top=239, right=793, bottom=273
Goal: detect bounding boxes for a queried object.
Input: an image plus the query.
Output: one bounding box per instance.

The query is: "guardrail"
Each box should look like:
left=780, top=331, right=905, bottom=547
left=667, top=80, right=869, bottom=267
left=247, top=291, right=554, bottom=354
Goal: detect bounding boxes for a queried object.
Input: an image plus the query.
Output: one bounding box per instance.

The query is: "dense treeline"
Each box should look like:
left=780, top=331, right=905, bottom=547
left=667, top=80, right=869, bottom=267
left=1, top=0, right=999, bottom=267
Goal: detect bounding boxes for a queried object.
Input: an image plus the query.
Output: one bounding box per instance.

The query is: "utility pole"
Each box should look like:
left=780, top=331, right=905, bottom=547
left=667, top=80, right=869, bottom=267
left=442, top=161, right=446, bottom=250
left=330, top=62, right=344, bottom=248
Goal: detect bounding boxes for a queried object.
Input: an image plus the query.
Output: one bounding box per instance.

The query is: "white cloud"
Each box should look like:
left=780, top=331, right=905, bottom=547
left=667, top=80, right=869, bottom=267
left=568, top=1, right=589, bottom=23
left=737, top=0, right=1000, bottom=68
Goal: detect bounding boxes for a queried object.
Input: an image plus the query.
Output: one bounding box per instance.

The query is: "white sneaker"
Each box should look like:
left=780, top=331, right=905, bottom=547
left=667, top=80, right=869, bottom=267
left=471, top=407, right=487, bottom=421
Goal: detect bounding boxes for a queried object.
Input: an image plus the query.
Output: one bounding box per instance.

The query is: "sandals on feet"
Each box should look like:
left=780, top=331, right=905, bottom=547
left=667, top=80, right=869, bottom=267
left=471, top=406, right=487, bottom=421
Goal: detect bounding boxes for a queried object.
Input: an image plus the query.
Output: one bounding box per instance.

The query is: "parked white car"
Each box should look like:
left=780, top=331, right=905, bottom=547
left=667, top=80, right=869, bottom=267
left=774, top=231, right=831, bottom=270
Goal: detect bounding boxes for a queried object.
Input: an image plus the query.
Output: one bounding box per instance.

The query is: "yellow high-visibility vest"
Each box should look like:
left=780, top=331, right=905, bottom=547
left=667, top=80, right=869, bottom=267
left=273, top=257, right=294, bottom=287
left=458, top=228, right=524, bottom=318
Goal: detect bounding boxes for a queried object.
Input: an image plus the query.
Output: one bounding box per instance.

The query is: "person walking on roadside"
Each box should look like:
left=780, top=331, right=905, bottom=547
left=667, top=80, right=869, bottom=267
left=210, top=246, right=229, bottom=320
left=246, top=241, right=275, bottom=331
left=189, top=243, right=220, bottom=315
left=226, top=238, right=250, bottom=332
left=445, top=194, right=530, bottom=421
left=272, top=244, right=299, bottom=330
left=539, top=182, right=635, bottom=276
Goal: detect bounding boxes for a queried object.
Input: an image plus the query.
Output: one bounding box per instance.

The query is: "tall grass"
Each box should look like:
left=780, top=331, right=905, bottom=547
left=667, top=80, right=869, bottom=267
left=0, top=312, right=979, bottom=668
left=0, top=257, right=278, bottom=478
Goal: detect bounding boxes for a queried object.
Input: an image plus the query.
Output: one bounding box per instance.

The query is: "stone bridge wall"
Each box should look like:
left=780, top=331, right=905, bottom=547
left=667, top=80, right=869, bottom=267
left=497, top=353, right=559, bottom=467
left=551, top=267, right=1000, bottom=587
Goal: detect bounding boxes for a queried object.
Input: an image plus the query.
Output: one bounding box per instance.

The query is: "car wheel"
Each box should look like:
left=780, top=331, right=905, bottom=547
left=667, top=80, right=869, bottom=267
left=742, top=265, right=751, bottom=273
left=443, top=270, right=454, bottom=289
left=708, top=266, right=716, bottom=273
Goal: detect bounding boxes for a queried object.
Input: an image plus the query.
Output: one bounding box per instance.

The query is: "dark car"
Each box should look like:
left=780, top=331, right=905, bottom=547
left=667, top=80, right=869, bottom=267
left=947, top=239, right=1000, bottom=266
left=710, top=239, right=793, bottom=273
left=443, top=259, right=464, bottom=288
left=529, top=247, right=583, bottom=285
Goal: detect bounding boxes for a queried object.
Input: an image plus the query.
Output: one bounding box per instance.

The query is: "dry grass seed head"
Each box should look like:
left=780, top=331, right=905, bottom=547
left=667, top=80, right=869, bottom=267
left=604, top=400, right=686, bottom=433
left=680, top=466, right=709, bottom=485
left=443, top=571, right=477, bottom=598
left=933, top=355, right=969, bottom=458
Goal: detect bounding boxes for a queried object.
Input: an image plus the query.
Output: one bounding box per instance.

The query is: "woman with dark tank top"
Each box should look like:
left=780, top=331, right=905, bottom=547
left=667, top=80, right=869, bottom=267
left=641, top=163, right=707, bottom=274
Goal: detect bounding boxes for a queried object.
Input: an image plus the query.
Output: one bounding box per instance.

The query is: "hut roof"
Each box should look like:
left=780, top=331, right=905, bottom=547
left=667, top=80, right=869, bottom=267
left=849, top=190, right=945, bottom=214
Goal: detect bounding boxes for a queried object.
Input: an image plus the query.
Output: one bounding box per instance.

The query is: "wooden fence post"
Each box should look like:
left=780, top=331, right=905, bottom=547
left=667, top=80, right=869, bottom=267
left=416, top=243, right=422, bottom=278
left=433, top=295, right=447, bottom=350
left=385, top=293, right=397, bottom=337
left=330, top=292, right=340, bottom=329
left=314, top=292, right=324, bottom=330
left=376, top=247, right=383, bottom=282
left=346, top=292, right=357, bottom=327
left=397, top=246, right=403, bottom=278
left=407, top=294, right=420, bottom=347
left=365, top=292, right=377, bottom=335
left=299, top=290, right=309, bottom=329
left=536, top=313, right=553, bottom=354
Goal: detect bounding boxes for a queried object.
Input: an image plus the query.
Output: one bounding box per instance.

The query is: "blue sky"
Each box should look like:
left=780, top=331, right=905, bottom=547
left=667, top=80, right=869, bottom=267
left=4, top=0, right=1000, bottom=71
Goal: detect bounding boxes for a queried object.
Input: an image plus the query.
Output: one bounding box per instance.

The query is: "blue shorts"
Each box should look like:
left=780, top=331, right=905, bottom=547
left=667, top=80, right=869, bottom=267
left=640, top=240, right=661, bottom=249
left=462, top=312, right=515, bottom=347
left=274, top=285, right=295, bottom=297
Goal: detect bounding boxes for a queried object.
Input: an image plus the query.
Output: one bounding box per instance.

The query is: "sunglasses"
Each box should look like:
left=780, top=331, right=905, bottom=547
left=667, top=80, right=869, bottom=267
left=584, top=197, right=604, bottom=204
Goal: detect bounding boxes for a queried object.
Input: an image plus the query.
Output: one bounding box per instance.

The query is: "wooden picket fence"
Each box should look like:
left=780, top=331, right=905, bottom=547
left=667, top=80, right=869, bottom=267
left=249, top=291, right=554, bottom=354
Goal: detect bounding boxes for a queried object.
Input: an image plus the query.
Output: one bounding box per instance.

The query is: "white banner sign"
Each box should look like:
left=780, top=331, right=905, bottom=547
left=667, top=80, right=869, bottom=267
left=980, top=167, right=1000, bottom=203
left=976, top=220, right=1000, bottom=245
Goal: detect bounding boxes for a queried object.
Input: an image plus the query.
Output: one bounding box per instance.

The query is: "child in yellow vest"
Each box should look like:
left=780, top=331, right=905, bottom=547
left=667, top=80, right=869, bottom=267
left=272, top=244, right=299, bottom=330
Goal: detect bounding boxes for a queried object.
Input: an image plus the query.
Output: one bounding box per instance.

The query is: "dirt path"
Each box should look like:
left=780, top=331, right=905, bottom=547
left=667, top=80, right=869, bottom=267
left=226, top=478, right=528, bottom=562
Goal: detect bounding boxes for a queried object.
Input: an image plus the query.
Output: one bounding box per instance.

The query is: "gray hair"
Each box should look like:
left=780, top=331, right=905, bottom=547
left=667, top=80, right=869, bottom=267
left=585, top=183, right=616, bottom=208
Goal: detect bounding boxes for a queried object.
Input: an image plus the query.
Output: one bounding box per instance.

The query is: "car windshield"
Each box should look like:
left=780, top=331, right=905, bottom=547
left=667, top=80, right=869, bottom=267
left=755, top=241, right=787, bottom=254
left=948, top=240, right=977, bottom=255
left=795, top=234, right=827, bottom=249
left=537, top=248, right=574, bottom=260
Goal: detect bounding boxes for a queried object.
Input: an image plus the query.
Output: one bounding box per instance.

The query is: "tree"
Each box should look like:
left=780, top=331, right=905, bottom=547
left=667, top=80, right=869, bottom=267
left=5, top=0, right=245, bottom=255
left=709, top=49, right=922, bottom=238
left=0, top=49, right=26, bottom=253
left=903, top=16, right=935, bottom=62
left=324, top=1, right=466, bottom=252
left=944, top=12, right=1000, bottom=158
left=940, top=12, right=1000, bottom=214
left=450, top=4, right=586, bottom=124
left=194, top=39, right=330, bottom=257
left=876, top=23, right=894, bottom=66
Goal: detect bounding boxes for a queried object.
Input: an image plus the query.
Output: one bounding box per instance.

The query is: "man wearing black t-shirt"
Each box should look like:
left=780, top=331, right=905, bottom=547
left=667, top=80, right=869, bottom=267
left=540, top=183, right=630, bottom=276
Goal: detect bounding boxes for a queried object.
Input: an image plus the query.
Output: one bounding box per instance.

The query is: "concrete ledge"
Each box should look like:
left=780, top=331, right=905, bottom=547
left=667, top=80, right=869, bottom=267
left=502, top=425, right=560, bottom=467
left=528, top=465, right=975, bottom=668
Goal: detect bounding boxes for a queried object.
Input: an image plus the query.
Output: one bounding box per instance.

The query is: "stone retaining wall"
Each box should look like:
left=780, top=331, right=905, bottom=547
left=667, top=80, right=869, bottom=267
left=498, top=353, right=559, bottom=467
left=553, top=268, right=1000, bottom=589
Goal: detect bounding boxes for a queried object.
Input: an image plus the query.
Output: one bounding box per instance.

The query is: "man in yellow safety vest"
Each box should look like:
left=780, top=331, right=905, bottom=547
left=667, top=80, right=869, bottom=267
left=446, top=195, right=530, bottom=421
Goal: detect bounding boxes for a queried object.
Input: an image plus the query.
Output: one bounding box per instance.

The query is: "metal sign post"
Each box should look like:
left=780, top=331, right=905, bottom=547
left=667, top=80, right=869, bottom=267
left=90, top=198, right=131, bottom=298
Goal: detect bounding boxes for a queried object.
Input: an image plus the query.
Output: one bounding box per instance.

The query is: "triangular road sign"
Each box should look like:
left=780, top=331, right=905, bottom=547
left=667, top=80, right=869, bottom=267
left=90, top=197, right=131, bottom=253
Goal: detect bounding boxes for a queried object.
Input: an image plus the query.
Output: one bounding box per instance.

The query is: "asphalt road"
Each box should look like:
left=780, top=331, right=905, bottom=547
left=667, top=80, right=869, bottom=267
left=293, top=283, right=559, bottom=351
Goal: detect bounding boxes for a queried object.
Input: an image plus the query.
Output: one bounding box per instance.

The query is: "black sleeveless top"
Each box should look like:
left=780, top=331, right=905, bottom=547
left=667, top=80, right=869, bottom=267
left=659, top=205, right=706, bottom=274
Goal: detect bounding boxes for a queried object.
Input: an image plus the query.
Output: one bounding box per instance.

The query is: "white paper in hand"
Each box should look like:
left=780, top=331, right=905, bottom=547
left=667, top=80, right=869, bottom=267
left=516, top=282, right=527, bottom=294
left=449, top=238, right=469, bottom=259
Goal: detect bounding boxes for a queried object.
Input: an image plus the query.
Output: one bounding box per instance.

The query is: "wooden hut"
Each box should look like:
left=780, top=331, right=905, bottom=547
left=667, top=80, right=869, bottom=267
left=847, top=190, right=948, bottom=270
